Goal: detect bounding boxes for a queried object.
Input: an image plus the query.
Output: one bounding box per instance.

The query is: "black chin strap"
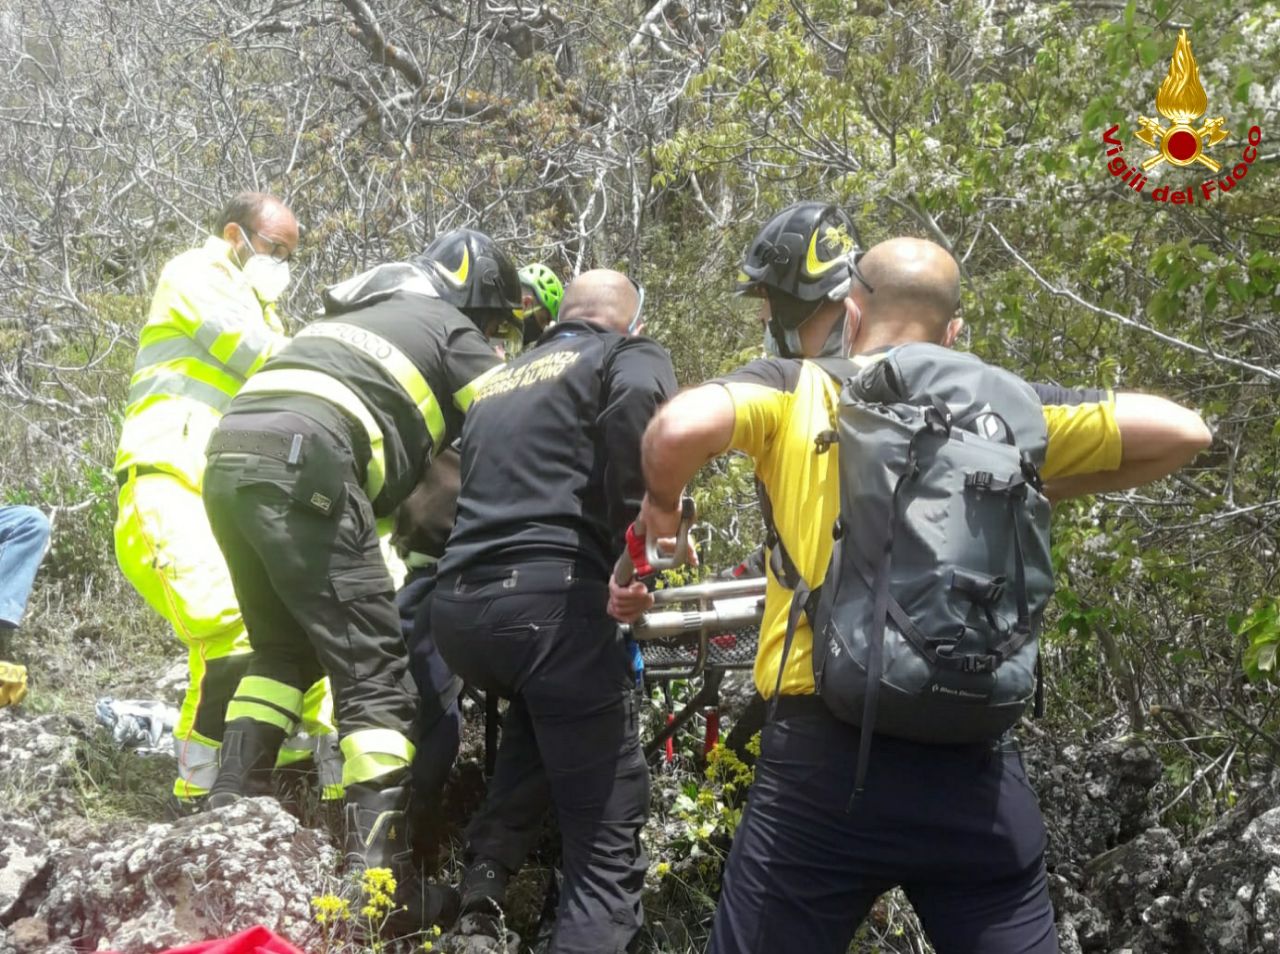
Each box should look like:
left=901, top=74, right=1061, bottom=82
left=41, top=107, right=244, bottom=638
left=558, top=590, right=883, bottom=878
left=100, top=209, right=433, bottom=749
left=768, top=320, right=790, bottom=356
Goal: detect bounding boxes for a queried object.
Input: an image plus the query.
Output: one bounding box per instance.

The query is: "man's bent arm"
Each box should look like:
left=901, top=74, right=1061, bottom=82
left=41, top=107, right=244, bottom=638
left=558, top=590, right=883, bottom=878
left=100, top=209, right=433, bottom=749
left=639, top=384, right=737, bottom=536
left=1045, top=392, right=1211, bottom=502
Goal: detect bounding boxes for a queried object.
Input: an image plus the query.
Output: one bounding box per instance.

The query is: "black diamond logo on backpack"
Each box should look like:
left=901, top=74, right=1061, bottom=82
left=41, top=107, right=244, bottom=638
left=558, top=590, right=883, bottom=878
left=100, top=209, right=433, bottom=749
left=972, top=405, right=1006, bottom=442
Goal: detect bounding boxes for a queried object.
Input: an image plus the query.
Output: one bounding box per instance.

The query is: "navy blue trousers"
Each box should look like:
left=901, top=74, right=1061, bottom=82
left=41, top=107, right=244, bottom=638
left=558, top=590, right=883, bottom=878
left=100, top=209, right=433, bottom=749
left=396, top=568, right=463, bottom=810
left=433, top=564, right=648, bottom=954
left=709, top=699, right=1057, bottom=954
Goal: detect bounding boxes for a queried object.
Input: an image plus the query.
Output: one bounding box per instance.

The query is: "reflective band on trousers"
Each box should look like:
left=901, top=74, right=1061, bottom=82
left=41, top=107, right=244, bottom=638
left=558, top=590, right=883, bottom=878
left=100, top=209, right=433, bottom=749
left=238, top=369, right=388, bottom=501
left=173, top=736, right=220, bottom=797
left=340, top=728, right=416, bottom=786
left=295, top=322, right=447, bottom=450
left=225, top=674, right=305, bottom=733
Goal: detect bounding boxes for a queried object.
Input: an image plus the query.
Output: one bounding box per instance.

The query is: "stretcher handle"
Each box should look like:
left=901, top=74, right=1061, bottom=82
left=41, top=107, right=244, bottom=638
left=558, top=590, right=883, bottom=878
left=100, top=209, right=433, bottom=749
left=613, top=496, right=696, bottom=586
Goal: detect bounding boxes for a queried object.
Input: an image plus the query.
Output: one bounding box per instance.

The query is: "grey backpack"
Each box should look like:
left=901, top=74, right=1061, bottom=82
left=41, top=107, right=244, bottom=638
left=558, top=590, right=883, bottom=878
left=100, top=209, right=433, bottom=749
left=766, top=344, right=1054, bottom=793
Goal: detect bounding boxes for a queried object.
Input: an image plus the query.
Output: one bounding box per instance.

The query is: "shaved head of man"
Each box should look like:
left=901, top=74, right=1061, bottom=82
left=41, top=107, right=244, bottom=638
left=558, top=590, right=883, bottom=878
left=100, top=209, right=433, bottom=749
left=558, top=269, right=644, bottom=336
left=845, top=237, right=964, bottom=354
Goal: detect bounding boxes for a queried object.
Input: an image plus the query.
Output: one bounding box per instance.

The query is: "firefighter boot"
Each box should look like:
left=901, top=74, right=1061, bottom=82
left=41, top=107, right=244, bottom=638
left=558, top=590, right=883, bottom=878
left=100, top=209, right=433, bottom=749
left=207, top=718, right=287, bottom=809
left=344, top=773, right=460, bottom=934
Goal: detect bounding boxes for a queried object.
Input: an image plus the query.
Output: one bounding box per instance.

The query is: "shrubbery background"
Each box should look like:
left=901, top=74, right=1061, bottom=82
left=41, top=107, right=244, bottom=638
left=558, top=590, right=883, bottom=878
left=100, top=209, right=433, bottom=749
left=1, top=2, right=1277, bottom=950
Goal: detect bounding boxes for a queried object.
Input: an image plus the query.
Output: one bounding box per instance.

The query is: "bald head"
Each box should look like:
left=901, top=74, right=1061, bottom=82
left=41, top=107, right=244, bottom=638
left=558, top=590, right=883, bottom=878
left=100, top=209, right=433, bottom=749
left=854, top=237, right=960, bottom=342
left=216, top=191, right=299, bottom=267
left=558, top=269, right=642, bottom=334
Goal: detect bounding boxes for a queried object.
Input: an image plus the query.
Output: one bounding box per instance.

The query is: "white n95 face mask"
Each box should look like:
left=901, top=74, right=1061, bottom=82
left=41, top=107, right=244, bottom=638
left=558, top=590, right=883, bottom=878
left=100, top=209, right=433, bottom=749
left=243, top=255, right=290, bottom=303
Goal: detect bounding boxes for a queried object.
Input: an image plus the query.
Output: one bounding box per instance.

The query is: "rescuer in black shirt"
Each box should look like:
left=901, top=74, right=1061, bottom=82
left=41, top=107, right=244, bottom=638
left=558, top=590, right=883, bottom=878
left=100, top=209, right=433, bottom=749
left=200, top=229, right=521, bottom=932
left=432, top=269, right=677, bottom=953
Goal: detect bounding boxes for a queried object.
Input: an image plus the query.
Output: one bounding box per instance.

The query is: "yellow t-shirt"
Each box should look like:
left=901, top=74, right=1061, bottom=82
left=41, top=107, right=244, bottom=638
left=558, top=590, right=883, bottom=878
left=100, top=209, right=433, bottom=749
left=715, top=355, right=1122, bottom=698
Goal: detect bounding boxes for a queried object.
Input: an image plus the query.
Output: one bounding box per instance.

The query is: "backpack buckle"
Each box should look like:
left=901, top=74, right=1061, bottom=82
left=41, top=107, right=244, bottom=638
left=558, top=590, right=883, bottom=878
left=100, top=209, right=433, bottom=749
left=961, top=654, right=997, bottom=674
left=1020, top=455, right=1045, bottom=492
left=964, top=471, right=994, bottom=492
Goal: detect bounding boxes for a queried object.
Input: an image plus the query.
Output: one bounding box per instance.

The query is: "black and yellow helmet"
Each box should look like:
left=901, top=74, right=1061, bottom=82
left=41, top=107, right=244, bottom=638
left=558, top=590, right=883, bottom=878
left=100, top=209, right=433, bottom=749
left=736, top=201, right=859, bottom=298
left=736, top=202, right=862, bottom=357
left=416, top=228, right=523, bottom=323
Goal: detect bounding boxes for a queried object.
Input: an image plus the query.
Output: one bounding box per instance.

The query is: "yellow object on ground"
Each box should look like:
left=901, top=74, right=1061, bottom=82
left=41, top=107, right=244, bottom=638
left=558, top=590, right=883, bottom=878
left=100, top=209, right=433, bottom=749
left=0, top=660, right=28, bottom=707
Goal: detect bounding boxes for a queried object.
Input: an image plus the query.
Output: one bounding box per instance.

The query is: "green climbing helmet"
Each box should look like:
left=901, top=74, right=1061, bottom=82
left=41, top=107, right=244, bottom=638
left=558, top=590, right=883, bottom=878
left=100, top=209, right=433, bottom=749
left=518, top=263, right=563, bottom=320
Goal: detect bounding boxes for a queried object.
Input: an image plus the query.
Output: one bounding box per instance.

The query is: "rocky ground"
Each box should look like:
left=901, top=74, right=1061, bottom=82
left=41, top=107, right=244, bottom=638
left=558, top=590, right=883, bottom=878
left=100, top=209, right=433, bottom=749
left=2, top=698, right=1280, bottom=953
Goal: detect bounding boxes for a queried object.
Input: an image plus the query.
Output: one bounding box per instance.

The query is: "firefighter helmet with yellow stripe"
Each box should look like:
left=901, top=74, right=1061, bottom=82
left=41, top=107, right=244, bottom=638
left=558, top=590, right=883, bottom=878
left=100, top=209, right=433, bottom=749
left=417, top=229, right=523, bottom=319
left=736, top=202, right=863, bottom=358
left=735, top=201, right=860, bottom=305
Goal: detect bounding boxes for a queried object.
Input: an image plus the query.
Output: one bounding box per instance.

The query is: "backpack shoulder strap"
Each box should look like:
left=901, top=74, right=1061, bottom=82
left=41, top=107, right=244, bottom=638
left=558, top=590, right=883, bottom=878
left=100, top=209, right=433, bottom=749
left=760, top=358, right=852, bottom=715
left=809, top=356, right=860, bottom=385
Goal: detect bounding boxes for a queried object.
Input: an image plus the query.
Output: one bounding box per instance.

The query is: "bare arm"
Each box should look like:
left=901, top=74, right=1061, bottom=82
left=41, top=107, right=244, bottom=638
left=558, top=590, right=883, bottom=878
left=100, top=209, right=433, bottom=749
left=1045, top=392, right=1212, bottom=503
left=638, top=384, right=737, bottom=536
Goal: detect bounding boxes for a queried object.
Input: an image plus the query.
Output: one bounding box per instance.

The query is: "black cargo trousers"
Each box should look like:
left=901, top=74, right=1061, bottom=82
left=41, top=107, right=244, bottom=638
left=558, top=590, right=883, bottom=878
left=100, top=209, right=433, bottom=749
left=431, top=562, right=649, bottom=954
left=202, top=412, right=419, bottom=790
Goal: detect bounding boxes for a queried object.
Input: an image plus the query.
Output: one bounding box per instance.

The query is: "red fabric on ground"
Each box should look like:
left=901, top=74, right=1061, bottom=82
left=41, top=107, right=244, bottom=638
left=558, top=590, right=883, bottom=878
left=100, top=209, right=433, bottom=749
left=108, top=925, right=306, bottom=954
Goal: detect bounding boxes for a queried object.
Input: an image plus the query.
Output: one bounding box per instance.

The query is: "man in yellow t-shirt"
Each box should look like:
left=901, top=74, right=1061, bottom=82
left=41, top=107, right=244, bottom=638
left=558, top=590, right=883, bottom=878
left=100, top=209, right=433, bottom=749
left=615, top=205, right=1211, bottom=954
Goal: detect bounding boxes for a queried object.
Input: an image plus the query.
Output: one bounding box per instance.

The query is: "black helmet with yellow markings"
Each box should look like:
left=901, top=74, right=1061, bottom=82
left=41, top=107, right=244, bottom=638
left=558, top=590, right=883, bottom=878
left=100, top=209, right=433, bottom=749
left=735, top=201, right=860, bottom=303
left=736, top=202, right=862, bottom=357
left=415, top=228, right=525, bottom=352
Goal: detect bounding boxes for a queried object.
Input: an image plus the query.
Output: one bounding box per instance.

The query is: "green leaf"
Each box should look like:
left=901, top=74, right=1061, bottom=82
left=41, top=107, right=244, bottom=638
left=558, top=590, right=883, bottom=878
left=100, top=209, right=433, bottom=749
left=1235, top=65, right=1256, bottom=105
left=1259, top=642, right=1278, bottom=674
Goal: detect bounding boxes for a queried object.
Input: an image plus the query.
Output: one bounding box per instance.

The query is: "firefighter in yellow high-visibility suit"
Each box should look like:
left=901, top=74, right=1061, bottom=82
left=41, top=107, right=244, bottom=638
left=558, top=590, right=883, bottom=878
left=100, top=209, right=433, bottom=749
left=113, top=192, right=339, bottom=810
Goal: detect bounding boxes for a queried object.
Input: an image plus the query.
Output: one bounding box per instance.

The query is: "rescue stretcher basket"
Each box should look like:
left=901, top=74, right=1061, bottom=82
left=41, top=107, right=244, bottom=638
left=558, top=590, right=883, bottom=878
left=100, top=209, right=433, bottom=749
left=625, top=576, right=765, bottom=680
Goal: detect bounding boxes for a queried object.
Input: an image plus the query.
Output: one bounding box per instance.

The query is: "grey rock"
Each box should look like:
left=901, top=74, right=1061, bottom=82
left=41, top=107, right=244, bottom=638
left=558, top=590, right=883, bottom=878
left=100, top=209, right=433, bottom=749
left=0, top=820, right=52, bottom=923
left=1050, top=871, right=1110, bottom=953
left=1171, top=802, right=1280, bottom=954
left=1086, top=827, right=1184, bottom=940
left=155, top=662, right=189, bottom=707
left=1049, top=872, right=1107, bottom=953
left=0, top=916, right=74, bottom=954
left=1025, top=735, right=1164, bottom=871
left=0, top=710, right=83, bottom=827
left=39, top=797, right=338, bottom=952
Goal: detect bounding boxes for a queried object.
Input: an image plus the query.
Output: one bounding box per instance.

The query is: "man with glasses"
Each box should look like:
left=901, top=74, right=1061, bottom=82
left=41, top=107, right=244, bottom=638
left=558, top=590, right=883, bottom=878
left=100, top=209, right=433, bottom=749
left=113, top=191, right=339, bottom=813
left=432, top=269, right=676, bottom=953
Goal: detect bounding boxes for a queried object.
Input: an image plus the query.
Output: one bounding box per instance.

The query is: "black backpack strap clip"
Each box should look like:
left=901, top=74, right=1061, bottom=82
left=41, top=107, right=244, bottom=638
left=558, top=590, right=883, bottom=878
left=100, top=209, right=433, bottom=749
left=961, top=654, right=999, bottom=674
left=964, top=470, right=994, bottom=492
left=934, top=645, right=999, bottom=674
left=950, top=569, right=1006, bottom=607
left=964, top=470, right=1026, bottom=497
left=1020, top=452, right=1045, bottom=493
left=926, top=396, right=953, bottom=433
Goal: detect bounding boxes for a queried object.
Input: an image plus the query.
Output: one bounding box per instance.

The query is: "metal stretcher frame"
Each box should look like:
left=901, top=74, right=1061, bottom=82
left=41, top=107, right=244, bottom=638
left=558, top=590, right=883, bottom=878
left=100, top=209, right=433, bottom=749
left=627, top=577, right=765, bottom=760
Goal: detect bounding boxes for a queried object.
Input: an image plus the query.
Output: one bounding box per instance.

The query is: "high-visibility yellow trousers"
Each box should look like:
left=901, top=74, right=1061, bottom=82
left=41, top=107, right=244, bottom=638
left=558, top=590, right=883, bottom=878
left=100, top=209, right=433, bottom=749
left=114, top=469, right=340, bottom=799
